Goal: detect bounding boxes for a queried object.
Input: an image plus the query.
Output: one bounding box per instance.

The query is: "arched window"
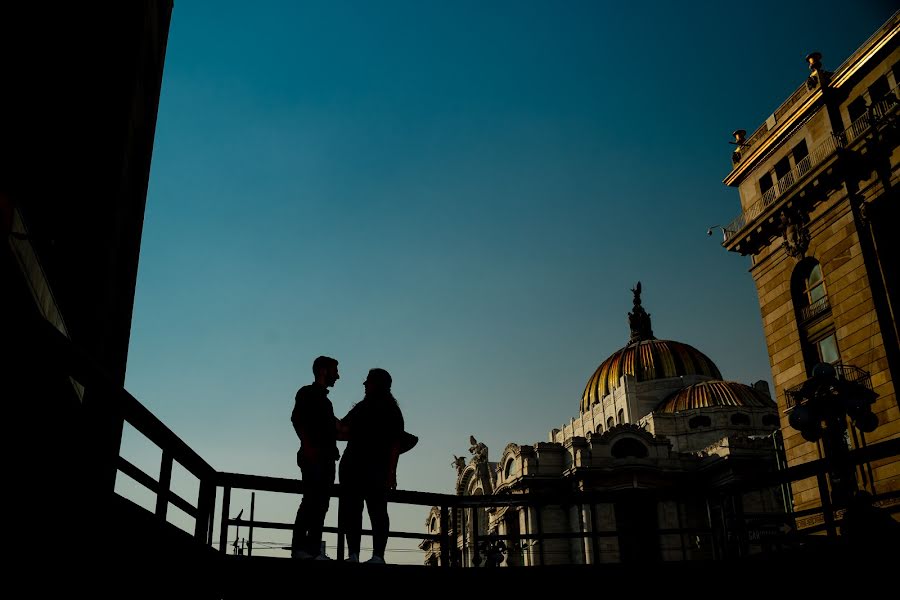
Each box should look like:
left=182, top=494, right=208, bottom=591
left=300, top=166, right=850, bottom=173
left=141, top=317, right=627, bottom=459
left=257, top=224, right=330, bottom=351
left=689, top=415, right=712, bottom=429
left=607, top=416, right=614, bottom=430
left=731, top=413, right=751, bottom=426
left=430, top=517, right=437, bottom=532
left=792, top=259, right=830, bottom=323
left=611, top=438, right=649, bottom=459
left=792, top=259, right=839, bottom=374
left=617, top=408, right=625, bottom=425
left=504, top=458, right=516, bottom=479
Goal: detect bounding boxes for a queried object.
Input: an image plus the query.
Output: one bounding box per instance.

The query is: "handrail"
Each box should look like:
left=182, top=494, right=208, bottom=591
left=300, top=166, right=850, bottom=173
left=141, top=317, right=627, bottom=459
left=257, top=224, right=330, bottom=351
left=214, top=437, right=900, bottom=563
left=28, top=311, right=900, bottom=567
left=29, top=314, right=217, bottom=543
left=118, top=456, right=199, bottom=518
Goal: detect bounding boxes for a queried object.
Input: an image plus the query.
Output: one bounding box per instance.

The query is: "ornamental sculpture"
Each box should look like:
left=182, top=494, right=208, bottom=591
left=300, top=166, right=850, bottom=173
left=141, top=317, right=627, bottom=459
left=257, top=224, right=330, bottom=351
left=469, top=435, right=488, bottom=464
left=780, top=211, right=810, bottom=258
left=628, top=281, right=654, bottom=342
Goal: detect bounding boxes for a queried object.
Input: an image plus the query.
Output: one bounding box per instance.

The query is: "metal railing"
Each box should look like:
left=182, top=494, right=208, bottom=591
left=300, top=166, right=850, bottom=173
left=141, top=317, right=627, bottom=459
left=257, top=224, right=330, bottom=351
left=31, top=313, right=900, bottom=571
left=733, top=81, right=812, bottom=164
left=723, top=85, right=898, bottom=244
left=724, top=134, right=841, bottom=240
left=800, top=296, right=831, bottom=323
left=841, top=84, right=899, bottom=145
left=785, top=363, right=874, bottom=410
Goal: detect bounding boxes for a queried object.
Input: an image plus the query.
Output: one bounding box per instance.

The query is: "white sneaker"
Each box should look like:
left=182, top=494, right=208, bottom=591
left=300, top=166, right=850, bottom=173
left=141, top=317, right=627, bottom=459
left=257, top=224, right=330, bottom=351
left=346, top=553, right=359, bottom=563
left=365, top=555, right=385, bottom=564
left=314, top=553, right=332, bottom=561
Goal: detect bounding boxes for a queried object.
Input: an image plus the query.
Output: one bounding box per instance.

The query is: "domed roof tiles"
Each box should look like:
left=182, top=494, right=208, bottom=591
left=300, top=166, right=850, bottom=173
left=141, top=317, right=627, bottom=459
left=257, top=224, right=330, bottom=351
left=580, top=339, right=722, bottom=413
left=655, top=380, right=775, bottom=414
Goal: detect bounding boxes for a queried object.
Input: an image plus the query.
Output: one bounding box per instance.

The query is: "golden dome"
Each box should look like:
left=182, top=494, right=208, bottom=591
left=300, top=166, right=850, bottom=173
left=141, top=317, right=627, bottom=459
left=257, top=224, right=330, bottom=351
left=656, top=380, right=775, bottom=414
left=580, top=339, right=722, bottom=413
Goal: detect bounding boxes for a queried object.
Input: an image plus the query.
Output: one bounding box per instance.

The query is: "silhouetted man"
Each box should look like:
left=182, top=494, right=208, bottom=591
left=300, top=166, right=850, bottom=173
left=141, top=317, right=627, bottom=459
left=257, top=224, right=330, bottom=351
left=291, top=355, right=340, bottom=560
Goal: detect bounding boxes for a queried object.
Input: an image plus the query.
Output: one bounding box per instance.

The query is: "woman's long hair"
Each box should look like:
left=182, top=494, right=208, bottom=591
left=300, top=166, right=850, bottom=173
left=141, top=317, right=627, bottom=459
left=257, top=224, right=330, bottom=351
left=366, top=368, right=399, bottom=408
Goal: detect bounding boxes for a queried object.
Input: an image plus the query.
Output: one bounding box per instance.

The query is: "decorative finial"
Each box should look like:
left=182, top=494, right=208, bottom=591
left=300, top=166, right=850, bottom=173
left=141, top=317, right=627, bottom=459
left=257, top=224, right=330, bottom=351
left=628, top=282, right=654, bottom=343
left=806, top=52, right=823, bottom=71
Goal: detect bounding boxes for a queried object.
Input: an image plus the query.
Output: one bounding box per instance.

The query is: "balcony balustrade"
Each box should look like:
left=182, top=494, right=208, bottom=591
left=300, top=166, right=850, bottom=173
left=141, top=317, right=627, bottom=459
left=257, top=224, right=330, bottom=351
left=723, top=84, right=898, bottom=243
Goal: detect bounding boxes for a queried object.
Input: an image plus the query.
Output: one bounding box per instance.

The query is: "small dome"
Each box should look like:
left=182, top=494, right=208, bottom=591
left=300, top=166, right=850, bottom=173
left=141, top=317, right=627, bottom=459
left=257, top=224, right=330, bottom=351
left=581, top=339, right=722, bottom=413
left=656, top=380, right=775, bottom=414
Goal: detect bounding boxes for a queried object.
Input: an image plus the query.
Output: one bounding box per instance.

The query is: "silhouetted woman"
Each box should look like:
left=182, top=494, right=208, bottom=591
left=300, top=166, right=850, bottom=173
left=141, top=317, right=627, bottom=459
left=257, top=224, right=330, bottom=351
left=339, top=368, right=404, bottom=564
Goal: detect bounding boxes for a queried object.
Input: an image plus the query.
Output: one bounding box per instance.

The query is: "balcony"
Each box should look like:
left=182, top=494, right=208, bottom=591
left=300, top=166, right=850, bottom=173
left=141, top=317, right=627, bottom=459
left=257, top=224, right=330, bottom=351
left=842, top=84, right=899, bottom=145
left=799, top=296, right=831, bottom=323
left=785, top=362, right=873, bottom=411
left=723, top=84, right=899, bottom=244
left=723, top=135, right=841, bottom=241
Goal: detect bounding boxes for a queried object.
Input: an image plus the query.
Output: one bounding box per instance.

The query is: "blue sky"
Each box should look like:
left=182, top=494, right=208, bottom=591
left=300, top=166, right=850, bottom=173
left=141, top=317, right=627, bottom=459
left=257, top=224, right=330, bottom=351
left=119, top=1, right=896, bottom=561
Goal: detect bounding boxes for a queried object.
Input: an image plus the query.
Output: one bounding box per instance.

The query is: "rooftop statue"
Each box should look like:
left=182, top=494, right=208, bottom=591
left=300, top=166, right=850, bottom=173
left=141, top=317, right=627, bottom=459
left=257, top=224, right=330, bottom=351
left=468, top=435, right=488, bottom=464
left=451, top=455, right=467, bottom=476
left=628, top=281, right=654, bottom=342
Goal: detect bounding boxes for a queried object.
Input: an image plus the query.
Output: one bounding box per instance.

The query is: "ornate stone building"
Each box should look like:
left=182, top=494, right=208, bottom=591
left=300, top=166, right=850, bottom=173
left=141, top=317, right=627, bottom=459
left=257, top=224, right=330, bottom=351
left=719, top=13, right=899, bottom=519
left=421, top=287, right=784, bottom=566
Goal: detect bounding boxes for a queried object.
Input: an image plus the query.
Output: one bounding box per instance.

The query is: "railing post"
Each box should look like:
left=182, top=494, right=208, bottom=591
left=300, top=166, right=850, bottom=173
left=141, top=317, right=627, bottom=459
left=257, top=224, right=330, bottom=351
left=207, top=484, right=217, bottom=546
left=156, top=451, right=173, bottom=520
left=440, top=505, right=450, bottom=567
left=535, top=503, right=545, bottom=566
left=194, top=477, right=215, bottom=543
left=817, top=472, right=836, bottom=538
left=248, top=492, right=255, bottom=557
left=462, top=507, right=470, bottom=566
left=589, top=502, right=599, bottom=566
left=219, top=485, right=231, bottom=553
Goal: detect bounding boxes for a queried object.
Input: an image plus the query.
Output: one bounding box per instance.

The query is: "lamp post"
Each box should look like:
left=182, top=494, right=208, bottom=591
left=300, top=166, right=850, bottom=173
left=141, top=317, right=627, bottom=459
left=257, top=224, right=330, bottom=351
left=786, top=363, right=878, bottom=508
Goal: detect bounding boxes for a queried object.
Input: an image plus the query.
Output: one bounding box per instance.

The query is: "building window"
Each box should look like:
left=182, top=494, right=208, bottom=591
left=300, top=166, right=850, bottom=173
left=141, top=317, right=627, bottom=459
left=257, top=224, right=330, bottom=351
left=793, top=140, right=810, bottom=175
left=792, top=259, right=839, bottom=374
left=689, top=415, right=711, bottom=429
left=868, top=76, right=889, bottom=106
left=805, top=263, right=826, bottom=302
left=731, top=413, right=751, bottom=426
left=759, top=172, right=774, bottom=199
left=793, top=260, right=830, bottom=324
left=430, top=517, right=437, bottom=532
left=504, top=458, right=516, bottom=479
left=848, top=96, right=868, bottom=123
left=607, top=416, right=614, bottom=430
left=617, top=409, right=625, bottom=425
left=611, top=438, right=649, bottom=459
left=814, top=332, right=840, bottom=364
left=774, top=155, right=791, bottom=184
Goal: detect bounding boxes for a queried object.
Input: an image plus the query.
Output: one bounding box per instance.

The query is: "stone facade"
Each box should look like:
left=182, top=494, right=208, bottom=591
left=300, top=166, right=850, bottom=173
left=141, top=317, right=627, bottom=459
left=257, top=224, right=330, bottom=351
left=721, top=13, right=900, bottom=515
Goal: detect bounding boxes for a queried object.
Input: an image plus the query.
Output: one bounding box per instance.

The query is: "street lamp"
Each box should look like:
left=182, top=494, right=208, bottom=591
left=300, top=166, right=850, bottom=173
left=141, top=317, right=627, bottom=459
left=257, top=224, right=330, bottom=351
left=707, top=225, right=728, bottom=242
left=786, top=362, right=878, bottom=506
